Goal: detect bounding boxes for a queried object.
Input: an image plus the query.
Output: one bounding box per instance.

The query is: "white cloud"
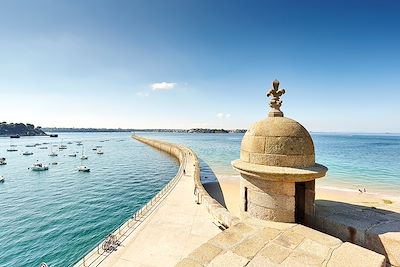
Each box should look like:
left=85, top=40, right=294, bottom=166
left=217, top=113, right=231, bottom=119
left=150, top=82, right=177, bottom=91
left=136, top=92, right=149, bottom=97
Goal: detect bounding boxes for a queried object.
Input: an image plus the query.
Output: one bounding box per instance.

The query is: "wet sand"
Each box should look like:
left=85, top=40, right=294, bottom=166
left=208, top=174, right=400, bottom=215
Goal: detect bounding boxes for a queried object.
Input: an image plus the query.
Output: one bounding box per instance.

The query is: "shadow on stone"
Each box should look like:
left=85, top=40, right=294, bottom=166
left=199, top=159, right=227, bottom=208
left=311, top=199, right=400, bottom=266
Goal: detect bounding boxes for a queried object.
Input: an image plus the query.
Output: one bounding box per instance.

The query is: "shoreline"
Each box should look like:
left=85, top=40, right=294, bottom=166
left=212, top=173, right=400, bottom=214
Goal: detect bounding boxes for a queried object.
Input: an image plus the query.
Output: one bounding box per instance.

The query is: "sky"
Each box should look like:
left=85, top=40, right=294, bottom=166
left=0, top=0, right=399, bottom=132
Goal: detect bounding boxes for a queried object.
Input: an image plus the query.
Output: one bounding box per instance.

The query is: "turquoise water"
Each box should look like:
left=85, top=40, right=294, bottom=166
left=0, top=133, right=178, bottom=267
left=1, top=132, right=399, bottom=266
left=139, top=132, right=400, bottom=195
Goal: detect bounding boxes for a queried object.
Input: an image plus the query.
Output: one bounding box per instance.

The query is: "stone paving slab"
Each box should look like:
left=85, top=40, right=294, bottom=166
left=313, top=200, right=400, bottom=266
left=97, top=142, right=221, bottom=267
left=177, top=218, right=386, bottom=267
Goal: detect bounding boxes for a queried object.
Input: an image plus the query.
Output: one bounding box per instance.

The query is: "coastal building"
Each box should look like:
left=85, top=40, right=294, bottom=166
left=232, top=80, right=327, bottom=224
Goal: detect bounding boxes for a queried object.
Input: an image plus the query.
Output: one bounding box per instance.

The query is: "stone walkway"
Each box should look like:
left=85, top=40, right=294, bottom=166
left=313, top=200, right=400, bottom=266
left=97, top=145, right=221, bottom=267
left=177, top=218, right=386, bottom=267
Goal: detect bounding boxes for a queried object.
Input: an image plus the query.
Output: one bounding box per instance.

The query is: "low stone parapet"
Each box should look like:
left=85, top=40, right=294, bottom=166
left=134, top=135, right=240, bottom=229
left=311, top=200, right=400, bottom=266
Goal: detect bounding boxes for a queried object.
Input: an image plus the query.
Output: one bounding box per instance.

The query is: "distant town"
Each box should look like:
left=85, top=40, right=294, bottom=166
left=0, top=122, right=246, bottom=137
left=42, top=127, right=247, bottom=134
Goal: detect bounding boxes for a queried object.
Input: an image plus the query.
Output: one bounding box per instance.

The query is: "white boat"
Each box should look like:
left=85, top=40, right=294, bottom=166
left=22, top=151, right=34, bottom=156
left=96, top=149, right=104, bottom=155
left=78, top=165, right=90, bottom=172
left=59, top=139, right=67, bottom=150
left=80, top=146, right=88, bottom=160
left=49, top=144, right=58, bottom=156
left=31, top=163, right=49, bottom=171
left=0, top=176, right=4, bottom=182
left=0, top=158, right=6, bottom=165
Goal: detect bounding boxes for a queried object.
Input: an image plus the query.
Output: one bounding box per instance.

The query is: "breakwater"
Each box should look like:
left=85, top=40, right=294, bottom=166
left=135, top=135, right=240, bottom=229
left=74, top=135, right=239, bottom=266
left=74, top=136, right=186, bottom=266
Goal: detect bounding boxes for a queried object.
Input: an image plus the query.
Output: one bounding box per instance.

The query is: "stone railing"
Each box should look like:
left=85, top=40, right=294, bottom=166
left=191, top=155, right=240, bottom=229
left=135, top=136, right=240, bottom=229
left=73, top=136, right=186, bottom=267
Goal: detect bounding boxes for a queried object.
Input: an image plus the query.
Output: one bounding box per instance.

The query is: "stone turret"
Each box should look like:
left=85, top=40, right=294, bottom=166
left=232, top=80, right=327, bottom=224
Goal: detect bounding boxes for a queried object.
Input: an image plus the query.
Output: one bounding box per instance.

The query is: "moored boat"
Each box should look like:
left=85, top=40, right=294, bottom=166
left=0, top=176, right=4, bottom=182
left=49, top=144, right=58, bottom=156
left=22, top=151, right=34, bottom=156
left=78, top=165, right=90, bottom=172
left=10, top=134, right=20, bottom=138
left=31, top=163, right=49, bottom=171
left=0, top=158, right=6, bottom=165
left=80, top=146, right=88, bottom=160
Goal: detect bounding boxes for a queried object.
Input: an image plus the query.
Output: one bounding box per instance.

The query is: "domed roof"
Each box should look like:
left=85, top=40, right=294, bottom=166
left=231, top=80, right=327, bottom=182
left=240, top=116, right=315, bottom=168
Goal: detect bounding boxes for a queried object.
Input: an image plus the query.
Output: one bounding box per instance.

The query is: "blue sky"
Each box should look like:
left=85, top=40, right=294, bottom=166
left=1, top=0, right=399, bottom=132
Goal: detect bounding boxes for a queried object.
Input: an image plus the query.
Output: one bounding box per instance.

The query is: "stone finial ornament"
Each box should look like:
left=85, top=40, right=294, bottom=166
left=267, top=79, right=286, bottom=117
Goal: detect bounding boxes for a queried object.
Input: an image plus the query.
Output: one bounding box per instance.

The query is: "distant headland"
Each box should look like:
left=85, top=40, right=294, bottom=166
left=0, top=122, right=47, bottom=137
left=41, top=127, right=246, bottom=134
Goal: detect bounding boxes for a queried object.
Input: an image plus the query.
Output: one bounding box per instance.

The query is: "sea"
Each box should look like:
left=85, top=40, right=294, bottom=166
left=0, top=132, right=399, bottom=266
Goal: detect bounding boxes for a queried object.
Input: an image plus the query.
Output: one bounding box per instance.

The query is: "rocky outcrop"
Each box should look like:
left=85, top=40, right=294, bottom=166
left=0, top=122, right=47, bottom=136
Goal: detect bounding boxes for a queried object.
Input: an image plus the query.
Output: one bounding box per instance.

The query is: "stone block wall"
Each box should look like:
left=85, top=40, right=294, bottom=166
left=240, top=175, right=295, bottom=223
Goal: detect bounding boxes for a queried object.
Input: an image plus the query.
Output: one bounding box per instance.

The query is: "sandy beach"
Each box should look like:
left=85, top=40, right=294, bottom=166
left=209, top=174, right=400, bottom=216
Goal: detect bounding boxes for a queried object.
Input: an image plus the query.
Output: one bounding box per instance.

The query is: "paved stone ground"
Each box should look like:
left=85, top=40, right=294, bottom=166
left=177, top=218, right=386, bottom=267
left=82, top=137, right=390, bottom=267
left=97, top=146, right=221, bottom=267
left=313, top=200, right=400, bottom=266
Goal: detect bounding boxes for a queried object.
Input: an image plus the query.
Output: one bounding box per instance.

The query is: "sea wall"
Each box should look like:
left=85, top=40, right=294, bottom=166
left=74, top=136, right=187, bottom=267
left=134, top=136, right=240, bottom=229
